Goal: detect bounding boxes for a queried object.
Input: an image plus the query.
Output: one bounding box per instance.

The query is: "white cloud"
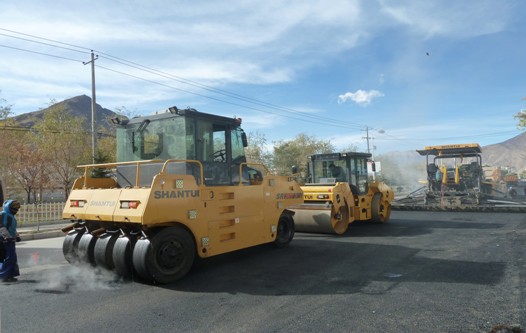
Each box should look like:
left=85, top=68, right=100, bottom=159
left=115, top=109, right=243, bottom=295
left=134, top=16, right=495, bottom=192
left=338, top=90, right=384, bottom=106
left=378, top=1, right=512, bottom=38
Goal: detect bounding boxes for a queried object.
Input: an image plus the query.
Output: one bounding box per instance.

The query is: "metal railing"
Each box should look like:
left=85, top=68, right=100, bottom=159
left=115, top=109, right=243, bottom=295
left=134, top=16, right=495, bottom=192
left=15, top=202, right=65, bottom=225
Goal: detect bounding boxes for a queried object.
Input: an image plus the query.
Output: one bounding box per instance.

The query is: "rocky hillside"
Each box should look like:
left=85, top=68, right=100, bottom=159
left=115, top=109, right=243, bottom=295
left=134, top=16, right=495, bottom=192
left=376, top=133, right=526, bottom=190
left=11, top=95, right=119, bottom=131
left=8, top=94, right=526, bottom=175
left=482, top=132, right=526, bottom=171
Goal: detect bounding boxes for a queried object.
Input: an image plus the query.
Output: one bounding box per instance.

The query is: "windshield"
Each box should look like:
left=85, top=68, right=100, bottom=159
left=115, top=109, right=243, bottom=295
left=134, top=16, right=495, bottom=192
left=116, top=114, right=247, bottom=164
left=116, top=116, right=187, bottom=162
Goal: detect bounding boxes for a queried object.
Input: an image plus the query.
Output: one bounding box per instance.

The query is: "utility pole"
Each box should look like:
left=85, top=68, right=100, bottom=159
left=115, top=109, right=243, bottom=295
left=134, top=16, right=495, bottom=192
left=83, top=50, right=98, bottom=163
left=362, top=126, right=371, bottom=154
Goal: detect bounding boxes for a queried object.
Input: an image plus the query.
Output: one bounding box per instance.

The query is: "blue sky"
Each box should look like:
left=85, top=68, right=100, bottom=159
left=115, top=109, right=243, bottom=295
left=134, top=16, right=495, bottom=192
left=1, top=1, right=525, bottom=155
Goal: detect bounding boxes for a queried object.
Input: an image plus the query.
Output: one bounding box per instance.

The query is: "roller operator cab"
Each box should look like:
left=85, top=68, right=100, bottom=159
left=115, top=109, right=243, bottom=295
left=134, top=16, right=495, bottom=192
left=62, top=107, right=303, bottom=284
left=291, top=152, right=394, bottom=235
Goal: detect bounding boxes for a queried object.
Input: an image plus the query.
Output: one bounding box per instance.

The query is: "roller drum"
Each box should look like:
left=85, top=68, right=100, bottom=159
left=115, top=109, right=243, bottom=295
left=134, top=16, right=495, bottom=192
left=291, top=203, right=348, bottom=235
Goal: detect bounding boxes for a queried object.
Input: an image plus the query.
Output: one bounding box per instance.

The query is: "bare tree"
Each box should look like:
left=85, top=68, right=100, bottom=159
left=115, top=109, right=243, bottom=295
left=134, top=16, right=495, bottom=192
left=245, top=131, right=273, bottom=167
left=0, top=91, right=13, bottom=120
left=9, top=142, right=47, bottom=203
left=31, top=102, right=91, bottom=199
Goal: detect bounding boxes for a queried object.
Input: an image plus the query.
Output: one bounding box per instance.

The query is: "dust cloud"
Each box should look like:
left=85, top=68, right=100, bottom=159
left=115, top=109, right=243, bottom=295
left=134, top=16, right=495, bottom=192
left=25, top=251, right=123, bottom=294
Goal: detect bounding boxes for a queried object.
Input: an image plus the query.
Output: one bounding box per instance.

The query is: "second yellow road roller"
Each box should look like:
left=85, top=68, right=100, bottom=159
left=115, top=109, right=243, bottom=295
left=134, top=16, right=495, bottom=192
left=291, top=152, right=394, bottom=234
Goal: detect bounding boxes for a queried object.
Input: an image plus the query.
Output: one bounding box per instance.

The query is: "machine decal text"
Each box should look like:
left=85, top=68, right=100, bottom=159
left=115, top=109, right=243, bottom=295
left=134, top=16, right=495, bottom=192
left=154, top=190, right=200, bottom=199
left=90, top=200, right=116, bottom=207
left=276, top=192, right=302, bottom=200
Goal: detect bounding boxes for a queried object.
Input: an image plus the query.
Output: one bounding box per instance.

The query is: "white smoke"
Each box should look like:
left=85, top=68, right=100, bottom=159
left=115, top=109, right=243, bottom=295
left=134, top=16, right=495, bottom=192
left=26, top=251, right=122, bottom=293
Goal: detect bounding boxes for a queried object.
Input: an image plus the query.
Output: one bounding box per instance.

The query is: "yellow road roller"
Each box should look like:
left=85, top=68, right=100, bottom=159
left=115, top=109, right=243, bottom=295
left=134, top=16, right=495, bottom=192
left=62, top=107, right=303, bottom=284
left=291, top=152, right=394, bottom=234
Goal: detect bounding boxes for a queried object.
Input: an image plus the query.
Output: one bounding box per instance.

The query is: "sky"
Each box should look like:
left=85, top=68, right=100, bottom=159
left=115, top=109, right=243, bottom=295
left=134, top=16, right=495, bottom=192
left=1, top=0, right=525, bottom=155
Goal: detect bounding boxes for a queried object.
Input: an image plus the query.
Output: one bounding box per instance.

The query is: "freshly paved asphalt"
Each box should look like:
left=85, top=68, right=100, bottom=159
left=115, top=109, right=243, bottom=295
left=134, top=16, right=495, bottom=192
left=1, top=210, right=525, bottom=333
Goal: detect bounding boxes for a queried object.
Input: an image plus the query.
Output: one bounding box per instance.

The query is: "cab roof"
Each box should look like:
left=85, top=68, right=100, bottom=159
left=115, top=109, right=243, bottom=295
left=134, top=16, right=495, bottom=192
left=417, top=143, right=481, bottom=156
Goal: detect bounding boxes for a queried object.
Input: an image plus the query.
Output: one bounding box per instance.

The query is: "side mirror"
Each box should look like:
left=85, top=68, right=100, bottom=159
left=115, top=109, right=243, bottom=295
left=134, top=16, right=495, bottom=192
left=241, top=131, right=248, bottom=148
left=291, top=165, right=299, bottom=174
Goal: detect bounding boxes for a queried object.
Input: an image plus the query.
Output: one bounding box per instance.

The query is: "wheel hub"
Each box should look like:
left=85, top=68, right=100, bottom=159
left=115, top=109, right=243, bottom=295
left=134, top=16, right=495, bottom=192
left=158, top=241, right=184, bottom=269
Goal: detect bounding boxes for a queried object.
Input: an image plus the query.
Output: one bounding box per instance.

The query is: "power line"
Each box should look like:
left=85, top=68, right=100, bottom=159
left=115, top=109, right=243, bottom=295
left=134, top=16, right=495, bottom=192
left=96, top=64, right=365, bottom=130
left=97, top=54, right=365, bottom=129
left=0, top=124, right=115, bottom=137
left=0, top=28, right=367, bottom=130
left=0, top=28, right=90, bottom=53
left=0, top=44, right=83, bottom=63
left=0, top=32, right=87, bottom=55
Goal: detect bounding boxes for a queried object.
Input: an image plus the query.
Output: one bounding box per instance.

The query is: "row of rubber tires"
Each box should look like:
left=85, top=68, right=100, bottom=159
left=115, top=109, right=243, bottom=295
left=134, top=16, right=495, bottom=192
left=62, top=215, right=295, bottom=284
left=62, top=226, right=195, bottom=284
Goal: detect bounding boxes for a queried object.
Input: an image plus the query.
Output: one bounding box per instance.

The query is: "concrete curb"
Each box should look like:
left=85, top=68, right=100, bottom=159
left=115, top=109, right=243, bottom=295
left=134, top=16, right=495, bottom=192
left=19, top=230, right=65, bottom=241
left=17, top=223, right=70, bottom=241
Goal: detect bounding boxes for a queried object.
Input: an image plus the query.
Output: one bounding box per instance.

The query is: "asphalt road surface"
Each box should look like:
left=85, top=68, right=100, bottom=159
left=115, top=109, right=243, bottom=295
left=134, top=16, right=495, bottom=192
left=1, top=211, right=525, bottom=333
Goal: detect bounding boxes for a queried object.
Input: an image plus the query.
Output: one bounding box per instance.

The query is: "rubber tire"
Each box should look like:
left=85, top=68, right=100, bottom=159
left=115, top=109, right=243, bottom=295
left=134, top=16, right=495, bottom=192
left=77, top=233, right=97, bottom=266
left=274, top=214, right=295, bottom=247
left=63, top=229, right=85, bottom=264
left=113, top=236, right=135, bottom=279
left=371, top=193, right=391, bottom=223
left=132, top=227, right=195, bottom=284
left=94, top=233, right=119, bottom=270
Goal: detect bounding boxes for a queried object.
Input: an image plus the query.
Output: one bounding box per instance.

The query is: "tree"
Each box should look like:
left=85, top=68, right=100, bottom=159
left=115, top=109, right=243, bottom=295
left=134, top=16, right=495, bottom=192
left=514, top=111, right=526, bottom=130
left=114, top=105, right=138, bottom=120
left=272, top=133, right=334, bottom=179
left=31, top=101, right=92, bottom=199
left=9, top=142, right=48, bottom=203
left=245, top=131, right=273, bottom=168
left=0, top=94, right=27, bottom=201
left=0, top=91, right=13, bottom=120
left=514, top=98, right=526, bottom=130
left=340, top=143, right=359, bottom=153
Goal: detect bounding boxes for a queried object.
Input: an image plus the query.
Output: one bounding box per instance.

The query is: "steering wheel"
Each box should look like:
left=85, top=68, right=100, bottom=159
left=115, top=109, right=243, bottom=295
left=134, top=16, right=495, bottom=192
left=213, top=149, right=226, bottom=162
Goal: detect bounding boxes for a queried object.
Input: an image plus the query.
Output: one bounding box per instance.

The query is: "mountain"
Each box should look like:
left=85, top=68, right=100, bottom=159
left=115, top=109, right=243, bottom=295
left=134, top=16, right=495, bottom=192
left=379, top=133, right=526, bottom=172
left=8, top=94, right=526, bottom=173
left=376, top=133, right=526, bottom=190
left=11, top=95, right=119, bottom=131
left=482, top=132, right=526, bottom=172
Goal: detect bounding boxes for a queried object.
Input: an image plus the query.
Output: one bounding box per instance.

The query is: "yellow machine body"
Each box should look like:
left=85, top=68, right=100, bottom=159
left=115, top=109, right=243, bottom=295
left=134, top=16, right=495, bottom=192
left=416, top=143, right=484, bottom=208
left=291, top=152, right=394, bottom=235
left=63, top=160, right=302, bottom=258
left=62, top=107, right=303, bottom=283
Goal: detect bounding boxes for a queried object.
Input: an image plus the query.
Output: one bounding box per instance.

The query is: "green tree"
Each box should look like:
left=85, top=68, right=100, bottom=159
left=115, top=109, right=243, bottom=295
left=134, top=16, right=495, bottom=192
left=514, top=111, right=526, bottom=130
left=273, top=133, right=334, bottom=179
left=514, top=98, right=526, bottom=129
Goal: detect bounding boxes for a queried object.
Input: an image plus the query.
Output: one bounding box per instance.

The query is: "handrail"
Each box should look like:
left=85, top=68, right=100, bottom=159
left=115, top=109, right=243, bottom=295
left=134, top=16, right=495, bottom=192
left=77, top=159, right=272, bottom=189
left=78, top=159, right=164, bottom=188
left=161, top=159, right=204, bottom=185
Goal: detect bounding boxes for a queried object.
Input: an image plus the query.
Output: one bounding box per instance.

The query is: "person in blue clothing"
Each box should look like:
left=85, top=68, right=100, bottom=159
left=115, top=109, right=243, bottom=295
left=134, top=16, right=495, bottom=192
left=0, top=199, right=21, bottom=283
